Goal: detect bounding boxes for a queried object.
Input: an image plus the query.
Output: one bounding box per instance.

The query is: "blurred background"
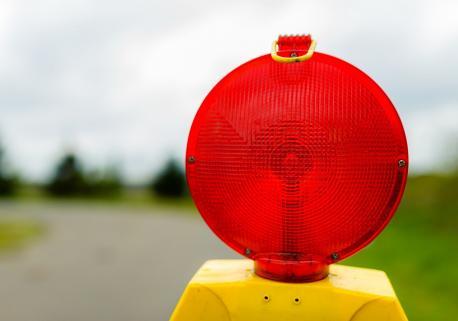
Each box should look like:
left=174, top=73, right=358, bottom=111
left=0, top=1, right=457, bottom=321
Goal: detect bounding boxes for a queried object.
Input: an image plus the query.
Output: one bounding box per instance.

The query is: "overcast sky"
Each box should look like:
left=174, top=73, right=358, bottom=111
left=0, top=0, right=457, bottom=183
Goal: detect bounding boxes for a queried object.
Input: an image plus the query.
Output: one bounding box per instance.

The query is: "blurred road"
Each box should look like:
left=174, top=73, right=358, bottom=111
left=0, top=203, right=238, bottom=321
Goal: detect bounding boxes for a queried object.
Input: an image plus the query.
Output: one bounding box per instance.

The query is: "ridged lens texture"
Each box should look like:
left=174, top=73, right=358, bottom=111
left=186, top=53, right=408, bottom=282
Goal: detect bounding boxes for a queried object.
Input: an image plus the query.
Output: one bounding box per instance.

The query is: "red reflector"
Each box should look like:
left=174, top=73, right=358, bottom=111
left=186, top=51, right=408, bottom=282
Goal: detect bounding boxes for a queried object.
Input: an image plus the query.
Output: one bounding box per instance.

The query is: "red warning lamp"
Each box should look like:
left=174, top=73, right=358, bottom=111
left=186, top=35, right=408, bottom=282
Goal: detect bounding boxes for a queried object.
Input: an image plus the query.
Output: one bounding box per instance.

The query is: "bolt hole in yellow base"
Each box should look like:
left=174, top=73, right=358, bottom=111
left=169, top=260, right=408, bottom=321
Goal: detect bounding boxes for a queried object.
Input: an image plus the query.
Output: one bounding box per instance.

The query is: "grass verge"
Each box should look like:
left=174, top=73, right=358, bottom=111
left=0, top=219, right=45, bottom=252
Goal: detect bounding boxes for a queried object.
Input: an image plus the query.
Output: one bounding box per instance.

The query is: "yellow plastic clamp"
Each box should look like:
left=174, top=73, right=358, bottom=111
left=271, top=39, right=317, bottom=63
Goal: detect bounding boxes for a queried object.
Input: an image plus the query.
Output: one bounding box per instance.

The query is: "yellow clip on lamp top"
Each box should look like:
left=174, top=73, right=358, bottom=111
left=271, top=39, right=317, bottom=63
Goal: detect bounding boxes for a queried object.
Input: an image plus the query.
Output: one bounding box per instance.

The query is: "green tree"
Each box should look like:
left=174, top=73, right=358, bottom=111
left=0, top=144, right=18, bottom=196
left=46, top=153, right=124, bottom=197
left=150, top=159, right=187, bottom=198
left=46, top=153, right=86, bottom=196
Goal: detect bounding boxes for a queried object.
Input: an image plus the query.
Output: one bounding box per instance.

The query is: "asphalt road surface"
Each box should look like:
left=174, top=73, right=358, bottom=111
left=0, top=202, right=238, bottom=321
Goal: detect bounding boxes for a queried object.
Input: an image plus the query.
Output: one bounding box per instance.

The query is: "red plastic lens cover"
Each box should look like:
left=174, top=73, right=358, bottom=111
left=186, top=52, right=408, bottom=282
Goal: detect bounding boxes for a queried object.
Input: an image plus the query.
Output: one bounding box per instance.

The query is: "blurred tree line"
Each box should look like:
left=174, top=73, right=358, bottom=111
left=46, top=154, right=123, bottom=197
left=46, top=153, right=188, bottom=198
left=0, top=139, right=187, bottom=199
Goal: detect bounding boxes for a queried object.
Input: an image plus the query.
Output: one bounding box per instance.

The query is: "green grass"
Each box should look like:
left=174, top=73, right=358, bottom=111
left=344, top=173, right=458, bottom=321
left=0, top=219, right=44, bottom=252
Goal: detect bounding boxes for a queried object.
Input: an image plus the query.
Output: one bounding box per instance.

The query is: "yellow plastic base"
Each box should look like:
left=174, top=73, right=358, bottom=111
left=170, top=260, right=408, bottom=321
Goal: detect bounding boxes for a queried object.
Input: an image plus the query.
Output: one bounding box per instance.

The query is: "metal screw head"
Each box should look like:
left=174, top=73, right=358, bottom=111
left=188, top=156, right=196, bottom=164
left=290, top=52, right=298, bottom=57
left=398, top=159, right=406, bottom=168
left=331, top=252, right=339, bottom=261
left=245, top=248, right=252, bottom=256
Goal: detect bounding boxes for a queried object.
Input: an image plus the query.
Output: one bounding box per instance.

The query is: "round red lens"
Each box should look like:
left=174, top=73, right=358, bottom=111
left=186, top=52, right=408, bottom=282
